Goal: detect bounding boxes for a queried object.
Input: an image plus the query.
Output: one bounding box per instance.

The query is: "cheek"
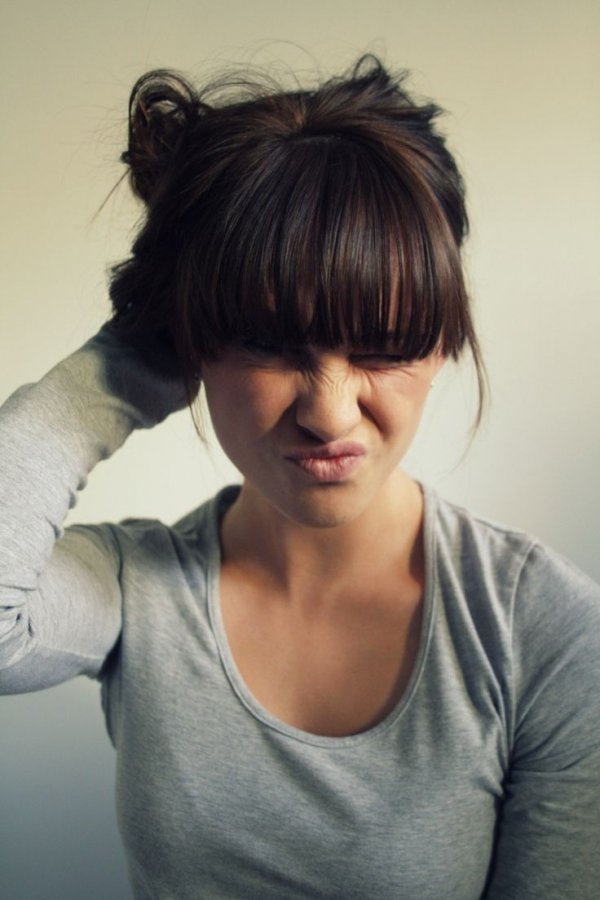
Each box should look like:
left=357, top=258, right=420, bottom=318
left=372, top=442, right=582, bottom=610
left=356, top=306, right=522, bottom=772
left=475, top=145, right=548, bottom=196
left=375, top=378, right=432, bottom=445
left=204, top=369, right=293, bottom=441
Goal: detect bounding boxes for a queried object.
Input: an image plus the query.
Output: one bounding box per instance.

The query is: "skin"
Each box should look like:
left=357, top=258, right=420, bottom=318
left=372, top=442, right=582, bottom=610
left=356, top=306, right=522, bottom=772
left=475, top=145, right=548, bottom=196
left=200, top=341, right=445, bottom=735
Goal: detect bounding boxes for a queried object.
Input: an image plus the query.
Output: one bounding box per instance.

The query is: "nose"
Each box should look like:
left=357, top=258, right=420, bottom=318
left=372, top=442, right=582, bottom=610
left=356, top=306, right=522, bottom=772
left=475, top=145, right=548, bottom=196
left=294, top=355, right=362, bottom=443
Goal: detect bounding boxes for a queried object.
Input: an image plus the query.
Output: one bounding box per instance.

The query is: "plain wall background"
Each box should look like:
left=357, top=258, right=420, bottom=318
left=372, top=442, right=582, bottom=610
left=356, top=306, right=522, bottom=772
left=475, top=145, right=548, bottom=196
left=1, top=1, right=599, bottom=897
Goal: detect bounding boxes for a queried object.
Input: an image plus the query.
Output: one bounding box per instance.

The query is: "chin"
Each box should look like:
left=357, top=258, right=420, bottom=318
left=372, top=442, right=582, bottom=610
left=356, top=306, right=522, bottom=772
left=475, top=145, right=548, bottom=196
left=274, top=483, right=375, bottom=529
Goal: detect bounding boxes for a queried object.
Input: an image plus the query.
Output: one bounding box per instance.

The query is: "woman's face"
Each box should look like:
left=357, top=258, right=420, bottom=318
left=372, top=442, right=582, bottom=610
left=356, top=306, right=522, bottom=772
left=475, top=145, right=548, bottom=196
left=200, top=340, right=444, bottom=528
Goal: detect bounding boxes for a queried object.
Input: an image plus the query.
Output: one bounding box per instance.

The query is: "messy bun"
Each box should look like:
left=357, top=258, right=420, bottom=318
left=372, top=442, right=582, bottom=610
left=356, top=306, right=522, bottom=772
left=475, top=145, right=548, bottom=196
left=122, top=69, right=204, bottom=206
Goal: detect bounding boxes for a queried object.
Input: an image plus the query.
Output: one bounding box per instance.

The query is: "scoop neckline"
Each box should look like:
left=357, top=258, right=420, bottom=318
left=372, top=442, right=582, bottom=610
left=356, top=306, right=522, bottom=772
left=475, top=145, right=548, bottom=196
left=205, top=481, right=438, bottom=748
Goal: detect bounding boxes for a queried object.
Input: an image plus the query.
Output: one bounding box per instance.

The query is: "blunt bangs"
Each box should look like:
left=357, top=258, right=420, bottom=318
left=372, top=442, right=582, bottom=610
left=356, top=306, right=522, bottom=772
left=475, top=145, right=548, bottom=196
left=178, top=131, right=469, bottom=368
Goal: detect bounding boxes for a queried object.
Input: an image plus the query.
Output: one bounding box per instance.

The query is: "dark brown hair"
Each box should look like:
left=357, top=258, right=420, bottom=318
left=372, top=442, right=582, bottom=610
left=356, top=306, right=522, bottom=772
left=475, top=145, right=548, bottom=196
left=109, top=54, right=486, bottom=430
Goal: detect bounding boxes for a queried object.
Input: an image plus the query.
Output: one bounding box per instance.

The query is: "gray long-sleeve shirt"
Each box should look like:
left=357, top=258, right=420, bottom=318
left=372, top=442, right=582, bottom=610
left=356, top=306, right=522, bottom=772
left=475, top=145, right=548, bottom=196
left=1, top=325, right=600, bottom=899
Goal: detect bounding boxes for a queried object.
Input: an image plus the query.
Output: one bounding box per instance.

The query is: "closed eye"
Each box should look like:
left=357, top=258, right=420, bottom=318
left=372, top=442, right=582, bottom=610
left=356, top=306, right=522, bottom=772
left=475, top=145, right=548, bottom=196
left=350, top=354, right=411, bottom=369
left=240, top=339, right=302, bottom=367
left=241, top=341, right=412, bottom=370
left=242, top=339, right=282, bottom=356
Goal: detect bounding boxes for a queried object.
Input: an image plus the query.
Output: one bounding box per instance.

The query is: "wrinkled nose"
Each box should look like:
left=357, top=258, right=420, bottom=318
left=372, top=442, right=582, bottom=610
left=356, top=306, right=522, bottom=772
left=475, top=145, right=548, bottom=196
left=294, top=362, right=362, bottom=443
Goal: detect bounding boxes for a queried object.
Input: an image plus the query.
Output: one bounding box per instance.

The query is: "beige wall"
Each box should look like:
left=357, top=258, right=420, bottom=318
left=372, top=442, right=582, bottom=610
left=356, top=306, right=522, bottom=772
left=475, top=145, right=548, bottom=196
left=1, top=2, right=599, bottom=897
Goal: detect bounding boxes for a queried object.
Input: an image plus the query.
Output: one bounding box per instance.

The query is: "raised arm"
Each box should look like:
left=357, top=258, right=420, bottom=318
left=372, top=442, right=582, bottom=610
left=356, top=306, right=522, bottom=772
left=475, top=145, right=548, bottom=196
left=0, top=322, right=188, bottom=693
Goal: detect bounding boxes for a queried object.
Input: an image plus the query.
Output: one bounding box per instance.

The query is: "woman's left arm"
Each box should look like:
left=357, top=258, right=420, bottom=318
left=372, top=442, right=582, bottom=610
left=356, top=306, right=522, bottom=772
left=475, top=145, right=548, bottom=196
left=484, top=544, right=600, bottom=899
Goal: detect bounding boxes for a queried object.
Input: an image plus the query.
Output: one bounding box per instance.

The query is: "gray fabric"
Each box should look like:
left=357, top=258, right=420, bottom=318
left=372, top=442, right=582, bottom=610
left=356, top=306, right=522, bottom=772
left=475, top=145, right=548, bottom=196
left=1, top=326, right=600, bottom=899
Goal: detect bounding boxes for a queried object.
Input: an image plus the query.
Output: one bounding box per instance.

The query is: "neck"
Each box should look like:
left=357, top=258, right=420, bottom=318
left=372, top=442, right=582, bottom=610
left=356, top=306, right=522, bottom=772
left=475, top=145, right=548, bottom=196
left=219, top=470, right=424, bottom=604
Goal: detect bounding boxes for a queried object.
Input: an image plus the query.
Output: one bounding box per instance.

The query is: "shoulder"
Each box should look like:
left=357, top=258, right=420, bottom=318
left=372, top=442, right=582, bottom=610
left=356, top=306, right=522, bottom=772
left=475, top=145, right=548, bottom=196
left=425, top=486, right=600, bottom=745
left=425, top=487, right=538, bottom=628
left=424, top=484, right=600, bottom=670
left=99, top=483, right=241, bottom=572
left=427, top=485, right=537, bottom=566
left=426, top=485, right=600, bottom=613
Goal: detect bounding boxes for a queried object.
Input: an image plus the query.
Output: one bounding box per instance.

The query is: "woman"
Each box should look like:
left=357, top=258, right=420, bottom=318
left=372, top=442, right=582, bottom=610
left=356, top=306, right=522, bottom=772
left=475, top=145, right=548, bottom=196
left=1, top=55, right=599, bottom=899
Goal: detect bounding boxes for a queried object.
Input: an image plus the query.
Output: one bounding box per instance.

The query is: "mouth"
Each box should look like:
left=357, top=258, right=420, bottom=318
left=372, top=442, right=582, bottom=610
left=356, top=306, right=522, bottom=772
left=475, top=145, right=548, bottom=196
left=285, top=443, right=366, bottom=482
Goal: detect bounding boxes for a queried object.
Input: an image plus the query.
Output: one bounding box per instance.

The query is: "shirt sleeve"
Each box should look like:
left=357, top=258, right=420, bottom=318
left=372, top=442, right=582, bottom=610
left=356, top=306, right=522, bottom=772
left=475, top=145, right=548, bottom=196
left=484, top=543, right=600, bottom=899
left=0, top=322, right=188, bottom=693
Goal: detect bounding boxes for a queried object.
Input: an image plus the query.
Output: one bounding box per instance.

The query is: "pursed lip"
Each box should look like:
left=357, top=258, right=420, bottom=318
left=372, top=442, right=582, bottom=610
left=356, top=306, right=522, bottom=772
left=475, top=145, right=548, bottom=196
left=285, top=442, right=367, bottom=461
left=285, top=444, right=366, bottom=483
